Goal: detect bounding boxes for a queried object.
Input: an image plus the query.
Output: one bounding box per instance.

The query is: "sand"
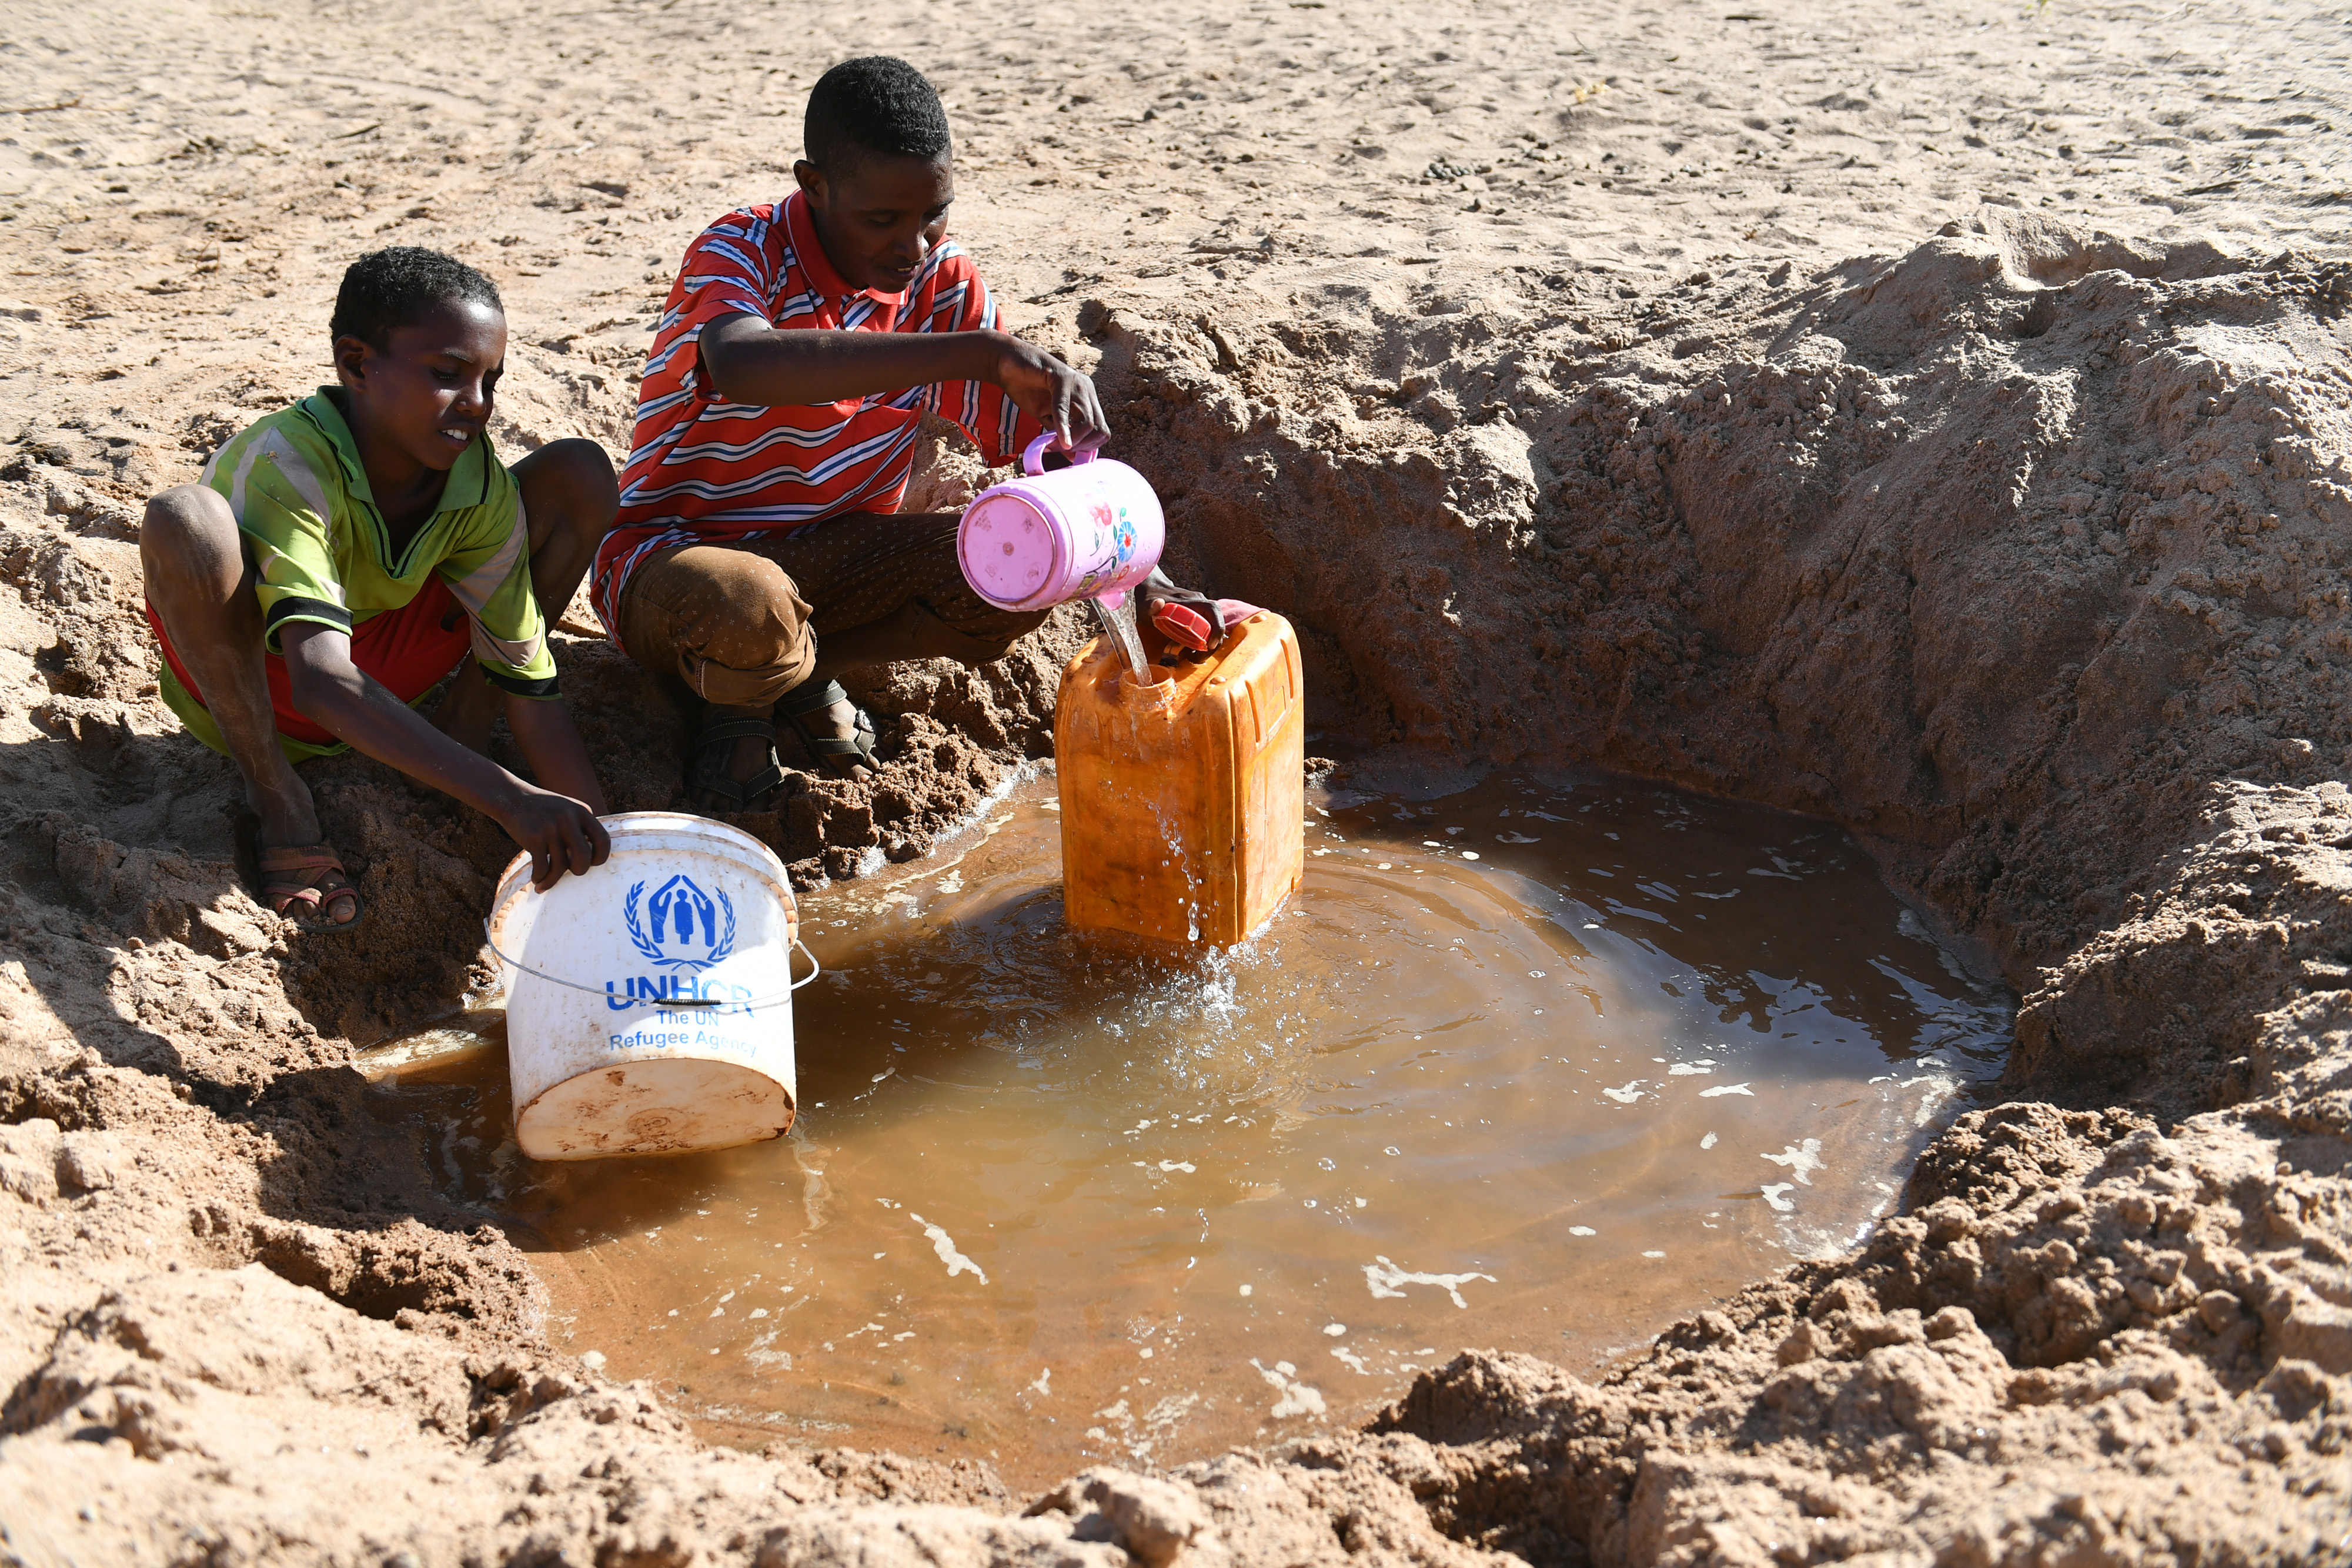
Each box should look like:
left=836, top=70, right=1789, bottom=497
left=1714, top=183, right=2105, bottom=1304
left=4, top=0, right=2351, bottom=1562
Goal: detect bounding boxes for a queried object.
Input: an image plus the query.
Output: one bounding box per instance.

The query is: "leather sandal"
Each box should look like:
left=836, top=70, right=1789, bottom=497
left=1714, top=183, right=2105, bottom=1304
left=776, top=678, right=878, bottom=777
left=687, top=716, right=791, bottom=810
left=256, top=845, right=363, bottom=932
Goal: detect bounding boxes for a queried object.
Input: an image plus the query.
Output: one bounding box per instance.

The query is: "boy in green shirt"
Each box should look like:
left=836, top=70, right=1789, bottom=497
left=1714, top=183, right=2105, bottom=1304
left=142, top=248, right=615, bottom=929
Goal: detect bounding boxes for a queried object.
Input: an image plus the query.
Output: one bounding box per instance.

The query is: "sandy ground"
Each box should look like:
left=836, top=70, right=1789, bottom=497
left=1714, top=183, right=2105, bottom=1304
left=4, top=0, right=2352, bottom=1563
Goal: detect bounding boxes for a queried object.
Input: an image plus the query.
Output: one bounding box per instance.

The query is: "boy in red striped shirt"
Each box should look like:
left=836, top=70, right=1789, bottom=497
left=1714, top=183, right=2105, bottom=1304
left=595, top=56, right=1222, bottom=807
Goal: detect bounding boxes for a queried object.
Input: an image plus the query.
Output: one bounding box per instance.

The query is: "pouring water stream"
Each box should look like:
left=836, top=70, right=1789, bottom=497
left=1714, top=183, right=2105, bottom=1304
left=1092, top=592, right=1154, bottom=686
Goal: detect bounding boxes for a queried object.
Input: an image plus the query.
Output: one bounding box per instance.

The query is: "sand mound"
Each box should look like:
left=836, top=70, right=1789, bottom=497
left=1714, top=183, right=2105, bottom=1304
left=1079, top=218, right=2352, bottom=1112
left=6, top=0, right=2352, bottom=1560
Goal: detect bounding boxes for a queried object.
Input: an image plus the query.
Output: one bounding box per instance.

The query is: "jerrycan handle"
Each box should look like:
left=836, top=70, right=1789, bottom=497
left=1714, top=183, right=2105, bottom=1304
left=1022, top=433, right=1100, bottom=476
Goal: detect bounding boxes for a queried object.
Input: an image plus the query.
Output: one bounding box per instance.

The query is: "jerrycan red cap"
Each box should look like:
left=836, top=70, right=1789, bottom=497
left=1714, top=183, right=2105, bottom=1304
left=1151, top=601, right=1214, bottom=650
left=1149, top=598, right=1267, bottom=653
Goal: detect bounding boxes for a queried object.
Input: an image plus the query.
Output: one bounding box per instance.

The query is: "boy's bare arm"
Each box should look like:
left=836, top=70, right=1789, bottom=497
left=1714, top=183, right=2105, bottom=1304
left=501, top=690, right=801, bottom=942
left=279, top=623, right=609, bottom=890
left=506, top=694, right=606, bottom=817
left=700, top=313, right=1110, bottom=449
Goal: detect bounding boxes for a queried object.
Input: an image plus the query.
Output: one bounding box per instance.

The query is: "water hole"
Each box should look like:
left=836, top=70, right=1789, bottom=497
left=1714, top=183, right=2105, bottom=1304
left=374, top=766, right=2012, bottom=1485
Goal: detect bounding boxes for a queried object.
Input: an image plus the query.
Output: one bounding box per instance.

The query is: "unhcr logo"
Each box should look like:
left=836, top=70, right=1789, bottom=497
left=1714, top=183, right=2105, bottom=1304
left=608, top=875, right=750, bottom=1017
left=622, top=875, right=737, bottom=974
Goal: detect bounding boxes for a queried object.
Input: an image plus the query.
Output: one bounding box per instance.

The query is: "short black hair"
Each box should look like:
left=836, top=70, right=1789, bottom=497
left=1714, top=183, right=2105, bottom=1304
left=329, top=247, right=503, bottom=350
left=804, top=56, right=951, bottom=174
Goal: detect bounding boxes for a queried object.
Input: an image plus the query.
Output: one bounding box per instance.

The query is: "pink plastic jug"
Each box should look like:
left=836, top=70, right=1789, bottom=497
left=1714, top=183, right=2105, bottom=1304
left=957, top=434, right=1166, bottom=611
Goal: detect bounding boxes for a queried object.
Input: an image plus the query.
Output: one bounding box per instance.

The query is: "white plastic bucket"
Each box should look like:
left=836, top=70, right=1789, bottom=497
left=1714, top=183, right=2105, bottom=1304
left=484, top=813, right=813, bottom=1161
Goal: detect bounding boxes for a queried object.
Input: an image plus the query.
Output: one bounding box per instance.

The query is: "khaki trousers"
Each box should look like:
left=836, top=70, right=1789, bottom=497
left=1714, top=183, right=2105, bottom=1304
left=616, top=512, right=1050, bottom=710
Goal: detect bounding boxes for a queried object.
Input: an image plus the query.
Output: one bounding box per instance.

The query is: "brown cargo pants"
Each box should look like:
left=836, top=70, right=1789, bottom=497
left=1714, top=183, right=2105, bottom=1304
left=614, top=512, right=1050, bottom=709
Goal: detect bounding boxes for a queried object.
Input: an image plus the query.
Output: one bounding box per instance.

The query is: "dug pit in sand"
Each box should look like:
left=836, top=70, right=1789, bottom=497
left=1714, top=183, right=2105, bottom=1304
left=370, top=769, right=2010, bottom=1486
left=4, top=1, right=2352, bottom=1560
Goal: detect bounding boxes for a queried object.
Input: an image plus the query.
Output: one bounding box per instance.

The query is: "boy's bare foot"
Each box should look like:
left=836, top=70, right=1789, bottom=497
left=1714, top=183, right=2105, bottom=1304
left=433, top=664, right=501, bottom=754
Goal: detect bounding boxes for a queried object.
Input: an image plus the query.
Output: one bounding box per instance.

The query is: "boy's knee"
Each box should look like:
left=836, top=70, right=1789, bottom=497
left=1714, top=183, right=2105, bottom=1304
left=139, top=484, right=239, bottom=579
left=545, top=437, right=619, bottom=493
left=520, top=439, right=620, bottom=527
left=689, top=550, right=797, bottom=631
left=142, top=482, right=233, bottom=537
left=621, top=547, right=814, bottom=708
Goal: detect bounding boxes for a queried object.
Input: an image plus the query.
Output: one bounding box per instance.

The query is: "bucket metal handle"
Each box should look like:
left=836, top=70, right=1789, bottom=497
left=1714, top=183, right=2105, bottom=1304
left=481, top=921, right=821, bottom=1011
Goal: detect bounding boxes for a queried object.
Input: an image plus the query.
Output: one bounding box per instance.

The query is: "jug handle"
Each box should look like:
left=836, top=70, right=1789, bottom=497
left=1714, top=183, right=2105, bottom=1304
left=1022, top=432, right=1098, bottom=476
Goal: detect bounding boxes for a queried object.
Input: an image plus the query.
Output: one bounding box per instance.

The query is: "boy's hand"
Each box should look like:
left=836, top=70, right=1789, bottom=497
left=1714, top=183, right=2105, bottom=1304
left=1141, top=571, right=1229, bottom=652
left=496, top=783, right=612, bottom=892
left=279, top=628, right=613, bottom=893
left=991, top=336, right=1110, bottom=453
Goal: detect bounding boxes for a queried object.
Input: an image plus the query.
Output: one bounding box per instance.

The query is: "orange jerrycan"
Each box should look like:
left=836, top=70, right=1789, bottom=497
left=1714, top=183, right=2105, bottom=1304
left=1055, top=609, right=1305, bottom=946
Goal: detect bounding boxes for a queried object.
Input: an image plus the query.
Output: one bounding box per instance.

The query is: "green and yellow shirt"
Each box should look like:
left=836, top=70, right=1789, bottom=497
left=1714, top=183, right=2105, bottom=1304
left=205, top=389, right=554, bottom=684
left=183, top=389, right=559, bottom=754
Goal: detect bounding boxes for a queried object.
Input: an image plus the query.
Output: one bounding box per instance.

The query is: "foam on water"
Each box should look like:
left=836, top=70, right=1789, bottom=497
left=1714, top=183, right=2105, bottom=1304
left=385, top=767, right=2011, bottom=1485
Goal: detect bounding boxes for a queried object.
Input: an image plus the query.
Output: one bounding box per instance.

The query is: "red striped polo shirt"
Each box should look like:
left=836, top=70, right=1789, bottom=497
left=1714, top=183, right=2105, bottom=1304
left=592, top=189, right=1040, bottom=646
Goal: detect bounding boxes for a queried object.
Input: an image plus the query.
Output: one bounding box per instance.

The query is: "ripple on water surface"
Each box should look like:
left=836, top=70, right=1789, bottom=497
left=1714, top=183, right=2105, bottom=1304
left=379, top=767, right=2011, bottom=1485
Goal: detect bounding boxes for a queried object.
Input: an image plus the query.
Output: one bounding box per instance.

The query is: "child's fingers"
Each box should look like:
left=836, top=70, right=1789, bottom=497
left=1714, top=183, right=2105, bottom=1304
left=559, top=815, right=596, bottom=878
left=1078, top=382, right=1111, bottom=446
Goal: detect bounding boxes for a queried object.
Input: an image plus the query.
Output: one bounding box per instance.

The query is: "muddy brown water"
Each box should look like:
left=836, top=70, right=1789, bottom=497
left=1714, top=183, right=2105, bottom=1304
left=376, top=767, right=2010, bottom=1486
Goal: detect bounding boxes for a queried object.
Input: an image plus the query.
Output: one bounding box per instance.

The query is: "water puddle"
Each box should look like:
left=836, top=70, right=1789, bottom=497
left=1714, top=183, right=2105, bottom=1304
left=375, top=767, right=2010, bottom=1485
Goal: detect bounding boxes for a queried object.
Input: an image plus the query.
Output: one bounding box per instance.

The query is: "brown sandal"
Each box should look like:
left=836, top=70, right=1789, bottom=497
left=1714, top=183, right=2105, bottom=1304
left=776, top=679, right=878, bottom=778
left=686, top=716, right=792, bottom=811
left=256, top=845, right=363, bottom=932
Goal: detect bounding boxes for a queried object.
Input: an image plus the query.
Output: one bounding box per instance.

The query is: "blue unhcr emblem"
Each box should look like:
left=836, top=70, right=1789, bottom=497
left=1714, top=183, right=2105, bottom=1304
left=623, top=875, right=737, bottom=972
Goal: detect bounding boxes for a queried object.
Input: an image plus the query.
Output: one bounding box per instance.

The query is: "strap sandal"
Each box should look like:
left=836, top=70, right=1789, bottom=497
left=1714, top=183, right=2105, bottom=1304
left=687, top=716, right=791, bottom=811
left=256, top=845, right=363, bottom=932
left=776, top=678, right=878, bottom=777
